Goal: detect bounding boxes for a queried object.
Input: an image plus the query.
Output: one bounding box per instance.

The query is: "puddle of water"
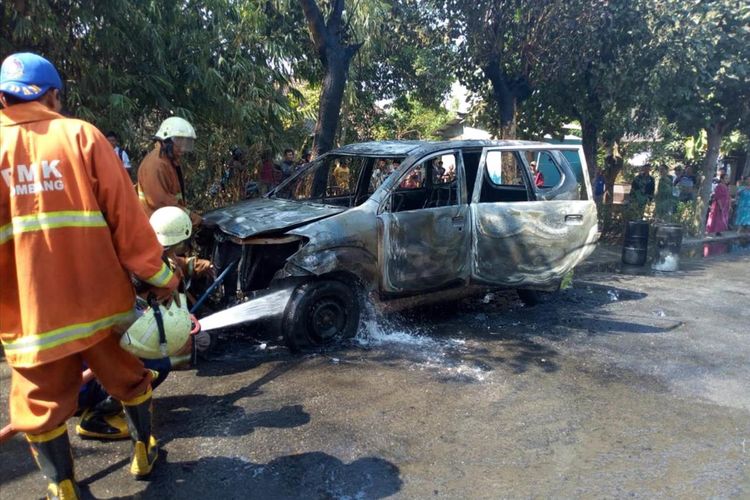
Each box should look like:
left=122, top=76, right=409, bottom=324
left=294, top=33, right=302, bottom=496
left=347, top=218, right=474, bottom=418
left=355, top=312, right=490, bottom=383
left=700, top=240, right=750, bottom=258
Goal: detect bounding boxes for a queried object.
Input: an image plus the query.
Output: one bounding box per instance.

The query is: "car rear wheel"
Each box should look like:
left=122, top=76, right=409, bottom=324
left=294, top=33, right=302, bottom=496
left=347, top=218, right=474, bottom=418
left=283, top=279, right=360, bottom=352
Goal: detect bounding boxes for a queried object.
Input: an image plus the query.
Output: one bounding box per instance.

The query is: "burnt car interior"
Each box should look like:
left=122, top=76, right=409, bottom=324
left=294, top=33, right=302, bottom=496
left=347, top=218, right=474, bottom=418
left=479, top=150, right=533, bottom=203
left=274, top=154, right=407, bottom=209
left=390, top=154, right=461, bottom=212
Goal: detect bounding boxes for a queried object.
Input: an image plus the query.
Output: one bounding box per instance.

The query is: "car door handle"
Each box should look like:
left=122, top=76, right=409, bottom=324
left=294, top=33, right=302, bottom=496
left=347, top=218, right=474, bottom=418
left=452, top=215, right=465, bottom=226
left=565, top=214, right=583, bottom=225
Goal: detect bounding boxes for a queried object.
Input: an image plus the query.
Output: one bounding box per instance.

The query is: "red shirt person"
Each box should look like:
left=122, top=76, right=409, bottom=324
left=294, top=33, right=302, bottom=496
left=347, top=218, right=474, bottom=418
left=531, top=161, right=544, bottom=188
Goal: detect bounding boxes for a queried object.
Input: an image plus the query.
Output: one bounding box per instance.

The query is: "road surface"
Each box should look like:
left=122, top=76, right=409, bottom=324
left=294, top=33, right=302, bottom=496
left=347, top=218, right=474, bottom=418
left=1, top=252, right=748, bottom=498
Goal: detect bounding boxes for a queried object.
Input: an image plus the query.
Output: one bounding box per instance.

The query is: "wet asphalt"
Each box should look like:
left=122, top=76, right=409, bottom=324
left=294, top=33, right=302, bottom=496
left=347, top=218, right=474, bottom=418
left=1, top=252, right=749, bottom=499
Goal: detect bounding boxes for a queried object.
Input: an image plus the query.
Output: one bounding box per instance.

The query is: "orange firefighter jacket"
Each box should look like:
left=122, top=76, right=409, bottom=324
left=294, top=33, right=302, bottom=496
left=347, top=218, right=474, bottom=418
left=0, top=102, right=176, bottom=367
left=137, top=144, right=201, bottom=226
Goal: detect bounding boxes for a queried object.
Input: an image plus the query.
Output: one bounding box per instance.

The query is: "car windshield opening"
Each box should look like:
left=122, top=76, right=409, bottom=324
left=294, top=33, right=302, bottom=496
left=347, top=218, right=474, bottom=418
left=273, top=154, right=405, bottom=207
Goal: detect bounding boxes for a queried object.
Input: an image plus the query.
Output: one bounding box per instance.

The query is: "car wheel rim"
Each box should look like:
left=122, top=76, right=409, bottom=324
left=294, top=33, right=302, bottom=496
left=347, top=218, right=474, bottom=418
left=309, top=298, right=347, bottom=342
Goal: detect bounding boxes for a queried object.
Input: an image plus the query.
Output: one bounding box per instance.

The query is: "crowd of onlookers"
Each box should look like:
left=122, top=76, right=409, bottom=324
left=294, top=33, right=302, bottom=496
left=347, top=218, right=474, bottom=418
left=622, top=163, right=750, bottom=235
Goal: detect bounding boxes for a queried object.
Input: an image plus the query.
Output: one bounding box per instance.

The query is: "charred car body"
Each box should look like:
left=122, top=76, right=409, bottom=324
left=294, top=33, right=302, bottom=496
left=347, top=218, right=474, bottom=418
left=203, top=140, right=598, bottom=350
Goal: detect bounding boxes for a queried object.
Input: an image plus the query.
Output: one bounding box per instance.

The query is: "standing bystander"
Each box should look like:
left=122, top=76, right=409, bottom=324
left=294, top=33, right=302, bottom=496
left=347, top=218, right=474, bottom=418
left=530, top=161, right=544, bottom=188
left=734, top=176, right=750, bottom=234
left=594, top=169, right=606, bottom=204
left=629, top=164, right=655, bottom=219
left=105, top=131, right=131, bottom=171
left=706, top=172, right=730, bottom=235
left=280, top=148, right=296, bottom=181
left=654, top=164, right=676, bottom=222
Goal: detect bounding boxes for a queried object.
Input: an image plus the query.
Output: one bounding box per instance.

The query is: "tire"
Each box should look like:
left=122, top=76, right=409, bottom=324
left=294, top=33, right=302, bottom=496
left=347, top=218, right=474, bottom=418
left=283, top=279, right=361, bottom=352
left=517, top=289, right=546, bottom=307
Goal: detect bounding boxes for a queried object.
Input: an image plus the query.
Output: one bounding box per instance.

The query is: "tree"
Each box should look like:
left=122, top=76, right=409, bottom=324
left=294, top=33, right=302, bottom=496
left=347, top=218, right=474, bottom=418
left=298, top=0, right=363, bottom=156
left=426, top=0, right=567, bottom=138
left=1, top=1, right=300, bottom=209
left=653, top=0, right=750, bottom=232
left=528, top=0, right=662, bottom=188
left=294, top=0, right=453, bottom=154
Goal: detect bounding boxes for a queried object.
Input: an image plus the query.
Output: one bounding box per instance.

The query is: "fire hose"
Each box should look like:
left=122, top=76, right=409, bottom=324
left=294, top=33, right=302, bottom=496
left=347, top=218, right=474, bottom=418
left=0, top=312, right=201, bottom=445
left=0, top=369, right=95, bottom=444
left=0, top=264, right=227, bottom=445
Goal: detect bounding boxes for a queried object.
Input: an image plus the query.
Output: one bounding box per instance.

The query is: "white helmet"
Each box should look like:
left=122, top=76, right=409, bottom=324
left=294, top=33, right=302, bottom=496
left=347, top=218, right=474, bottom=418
left=155, top=116, right=196, bottom=140
left=120, top=294, right=192, bottom=359
left=150, top=206, right=192, bottom=246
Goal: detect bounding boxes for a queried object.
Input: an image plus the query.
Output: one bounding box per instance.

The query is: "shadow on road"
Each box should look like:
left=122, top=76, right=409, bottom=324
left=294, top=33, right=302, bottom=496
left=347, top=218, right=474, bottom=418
left=100, top=452, right=402, bottom=500
left=155, top=360, right=308, bottom=443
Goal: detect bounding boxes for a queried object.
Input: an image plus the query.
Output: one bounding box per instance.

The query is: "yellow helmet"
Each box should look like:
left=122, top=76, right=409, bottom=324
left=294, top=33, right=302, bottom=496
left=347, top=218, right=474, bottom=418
left=120, top=294, right=191, bottom=359
left=150, top=206, right=192, bottom=246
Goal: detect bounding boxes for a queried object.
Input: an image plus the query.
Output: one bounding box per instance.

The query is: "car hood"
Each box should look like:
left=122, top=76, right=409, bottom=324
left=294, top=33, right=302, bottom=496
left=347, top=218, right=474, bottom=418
left=203, top=197, right=346, bottom=239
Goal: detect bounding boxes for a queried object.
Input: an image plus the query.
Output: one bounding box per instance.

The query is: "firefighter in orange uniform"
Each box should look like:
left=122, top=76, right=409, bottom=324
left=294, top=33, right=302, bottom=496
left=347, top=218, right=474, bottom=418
left=0, top=53, right=179, bottom=499
left=137, top=116, right=203, bottom=227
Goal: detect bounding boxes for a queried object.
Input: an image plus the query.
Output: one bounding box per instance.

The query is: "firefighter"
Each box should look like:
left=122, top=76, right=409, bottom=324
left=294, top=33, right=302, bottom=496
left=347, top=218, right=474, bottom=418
left=0, top=53, right=179, bottom=498
left=76, top=206, right=212, bottom=441
left=137, top=116, right=203, bottom=227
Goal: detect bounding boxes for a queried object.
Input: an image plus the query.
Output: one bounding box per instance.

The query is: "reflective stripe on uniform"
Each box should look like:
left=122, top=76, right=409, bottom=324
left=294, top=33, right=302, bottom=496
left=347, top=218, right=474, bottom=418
left=144, top=262, right=173, bottom=287
left=0, top=211, right=107, bottom=245
left=1, top=310, right=134, bottom=356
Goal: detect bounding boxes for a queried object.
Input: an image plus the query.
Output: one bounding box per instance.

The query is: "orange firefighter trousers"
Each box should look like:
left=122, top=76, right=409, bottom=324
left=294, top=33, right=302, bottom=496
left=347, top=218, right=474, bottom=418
left=9, top=332, right=152, bottom=434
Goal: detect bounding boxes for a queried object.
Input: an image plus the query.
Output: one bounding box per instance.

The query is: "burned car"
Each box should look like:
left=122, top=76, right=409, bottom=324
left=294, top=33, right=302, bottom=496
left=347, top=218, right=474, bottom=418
left=203, top=140, right=598, bottom=350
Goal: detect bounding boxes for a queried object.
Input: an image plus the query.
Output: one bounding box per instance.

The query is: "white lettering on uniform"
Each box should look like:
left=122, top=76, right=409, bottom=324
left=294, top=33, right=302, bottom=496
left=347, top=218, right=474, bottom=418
left=18, top=164, right=35, bottom=183
left=42, top=160, right=62, bottom=179
left=5, top=159, right=65, bottom=196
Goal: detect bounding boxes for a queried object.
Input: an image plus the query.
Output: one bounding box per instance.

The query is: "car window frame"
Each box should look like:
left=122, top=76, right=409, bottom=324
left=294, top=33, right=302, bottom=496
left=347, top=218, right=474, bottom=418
left=526, top=151, right=565, bottom=192
left=379, top=149, right=464, bottom=214
left=472, top=144, right=592, bottom=203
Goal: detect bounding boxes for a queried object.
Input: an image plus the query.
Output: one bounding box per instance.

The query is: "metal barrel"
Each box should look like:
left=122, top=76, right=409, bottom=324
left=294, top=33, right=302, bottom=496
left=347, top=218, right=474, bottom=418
left=652, top=223, right=683, bottom=271
left=621, top=220, right=650, bottom=266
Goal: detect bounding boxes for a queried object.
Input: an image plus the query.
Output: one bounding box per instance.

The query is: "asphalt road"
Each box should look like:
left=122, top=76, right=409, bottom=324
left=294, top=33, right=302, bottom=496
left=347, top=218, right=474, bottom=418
left=1, top=252, right=749, bottom=499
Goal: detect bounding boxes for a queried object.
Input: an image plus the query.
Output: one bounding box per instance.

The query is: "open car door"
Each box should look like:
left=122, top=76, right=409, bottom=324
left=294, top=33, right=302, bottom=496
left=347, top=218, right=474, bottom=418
left=470, top=145, right=598, bottom=288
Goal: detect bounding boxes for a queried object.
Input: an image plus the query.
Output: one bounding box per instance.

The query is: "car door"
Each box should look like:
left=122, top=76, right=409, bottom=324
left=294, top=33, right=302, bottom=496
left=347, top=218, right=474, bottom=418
left=470, top=145, right=598, bottom=287
left=377, top=150, right=470, bottom=294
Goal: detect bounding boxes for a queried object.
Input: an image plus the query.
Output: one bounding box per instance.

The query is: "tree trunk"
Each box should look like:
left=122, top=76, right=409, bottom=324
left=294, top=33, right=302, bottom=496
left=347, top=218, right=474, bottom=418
left=581, top=118, right=598, bottom=184
left=741, top=143, right=750, bottom=180
left=315, top=48, right=355, bottom=155
left=698, top=122, right=724, bottom=234
left=299, top=0, right=362, bottom=157
left=483, top=60, right=528, bottom=139
left=498, top=101, right=517, bottom=139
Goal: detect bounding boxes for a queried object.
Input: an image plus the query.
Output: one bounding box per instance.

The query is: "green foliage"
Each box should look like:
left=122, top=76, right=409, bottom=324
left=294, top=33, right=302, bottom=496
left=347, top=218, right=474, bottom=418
left=652, top=0, right=750, bottom=136
left=368, top=95, right=456, bottom=140
left=1, top=0, right=301, bottom=210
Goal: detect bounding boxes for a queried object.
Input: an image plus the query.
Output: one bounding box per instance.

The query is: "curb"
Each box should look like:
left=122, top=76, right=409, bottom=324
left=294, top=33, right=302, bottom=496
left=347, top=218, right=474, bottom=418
left=578, top=231, right=749, bottom=275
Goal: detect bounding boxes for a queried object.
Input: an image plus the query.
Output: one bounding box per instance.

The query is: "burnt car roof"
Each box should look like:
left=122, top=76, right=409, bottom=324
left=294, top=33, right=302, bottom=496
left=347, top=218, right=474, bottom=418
left=331, top=139, right=549, bottom=157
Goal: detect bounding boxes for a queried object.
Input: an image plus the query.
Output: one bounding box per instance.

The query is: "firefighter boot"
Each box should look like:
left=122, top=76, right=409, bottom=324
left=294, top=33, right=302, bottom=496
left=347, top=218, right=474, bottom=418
left=25, top=424, right=81, bottom=500
left=76, top=396, right=129, bottom=440
left=122, top=388, right=159, bottom=479
left=76, top=408, right=129, bottom=440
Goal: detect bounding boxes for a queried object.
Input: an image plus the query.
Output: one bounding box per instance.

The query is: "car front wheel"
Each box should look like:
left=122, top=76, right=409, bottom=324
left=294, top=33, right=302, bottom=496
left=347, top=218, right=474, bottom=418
left=283, top=279, right=360, bottom=351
